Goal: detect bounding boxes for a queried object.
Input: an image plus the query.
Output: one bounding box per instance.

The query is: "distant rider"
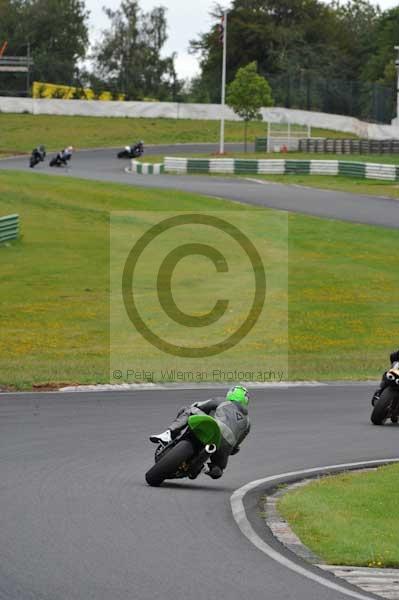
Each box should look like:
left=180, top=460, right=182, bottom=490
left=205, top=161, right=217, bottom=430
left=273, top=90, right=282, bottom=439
left=31, top=144, right=46, bottom=161
left=150, top=385, right=251, bottom=479
left=131, top=141, right=144, bottom=156
left=29, top=144, right=46, bottom=168
left=371, top=349, right=399, bottom=405
left=59, top=146, right=73, bottom=163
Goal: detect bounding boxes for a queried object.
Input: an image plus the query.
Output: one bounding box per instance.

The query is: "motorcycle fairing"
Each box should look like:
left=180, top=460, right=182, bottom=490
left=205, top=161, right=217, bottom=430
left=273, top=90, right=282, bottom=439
left=187, top=414, right=221, bottom=447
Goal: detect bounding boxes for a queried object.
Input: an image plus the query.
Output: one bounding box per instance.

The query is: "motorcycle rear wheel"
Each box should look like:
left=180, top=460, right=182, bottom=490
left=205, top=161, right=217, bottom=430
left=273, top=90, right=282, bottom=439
left=371, top=388, right=395, bottom=425
left=145, top=440, right=194, bottom=486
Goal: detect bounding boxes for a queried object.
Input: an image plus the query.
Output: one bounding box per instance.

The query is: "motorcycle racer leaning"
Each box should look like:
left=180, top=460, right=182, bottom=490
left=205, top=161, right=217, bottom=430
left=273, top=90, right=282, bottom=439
left=371, top=349, right=399, bottom=405
left=60, top=146, right=73, bottom=162
left=150, top=385, right=251, bottom=479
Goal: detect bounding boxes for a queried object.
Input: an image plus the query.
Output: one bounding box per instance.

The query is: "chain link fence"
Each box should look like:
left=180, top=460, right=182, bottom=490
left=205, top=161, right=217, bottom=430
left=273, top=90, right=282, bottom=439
left=264, top=72, right=396, bottom=125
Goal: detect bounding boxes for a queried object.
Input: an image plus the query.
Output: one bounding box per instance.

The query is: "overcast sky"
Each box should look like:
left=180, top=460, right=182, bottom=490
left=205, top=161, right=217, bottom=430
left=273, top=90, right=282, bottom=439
left=85, top=0, right=399, bottom=79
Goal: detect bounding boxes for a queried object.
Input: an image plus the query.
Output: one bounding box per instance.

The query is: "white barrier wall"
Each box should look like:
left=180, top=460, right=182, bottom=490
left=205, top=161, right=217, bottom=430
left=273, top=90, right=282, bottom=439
left=1, top=96, right=399, bottom=140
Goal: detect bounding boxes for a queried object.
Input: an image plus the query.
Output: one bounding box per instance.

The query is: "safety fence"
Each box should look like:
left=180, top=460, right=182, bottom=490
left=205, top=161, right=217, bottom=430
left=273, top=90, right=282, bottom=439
left=128, top=160, right=164, bottom=174
left=255, top=137, right=399, bottom=154
left=264, top=72, right=396, bottom=125
left=164, top=157, right=399, bottom=181
left=0, top=214, right=19, bottom=243
left=298, top=138, right=399, bottom=154
left=255, top=136, right=315, bottom=153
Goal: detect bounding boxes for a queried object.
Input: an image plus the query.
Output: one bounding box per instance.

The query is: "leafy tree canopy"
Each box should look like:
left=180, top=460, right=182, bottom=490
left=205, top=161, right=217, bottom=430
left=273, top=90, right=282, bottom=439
left=227, top=61, right=273, bottom=121
left=91, top=0, right=181, bottom=100
left=0, top=0, right=89, bottom=87
left=189, top=0, right=396, bottom=115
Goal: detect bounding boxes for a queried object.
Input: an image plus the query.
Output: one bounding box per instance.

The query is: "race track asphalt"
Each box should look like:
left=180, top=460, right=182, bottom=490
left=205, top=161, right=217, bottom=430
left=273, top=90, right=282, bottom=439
left=1, top=385, right=398, bottom=600
left=1, top=145, right=398, bottom=600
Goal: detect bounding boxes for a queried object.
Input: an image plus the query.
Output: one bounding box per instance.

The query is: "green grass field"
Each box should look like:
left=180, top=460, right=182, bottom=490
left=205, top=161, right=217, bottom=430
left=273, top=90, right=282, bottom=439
left=1, top=170, right=398, bottom=389
left=278, top=464, right=399, bottom=567
left=0, top=113, right=356, bottom=155
left=250, top=173, right=399, bottom=200
left=109, top=208, right=288, bottom=385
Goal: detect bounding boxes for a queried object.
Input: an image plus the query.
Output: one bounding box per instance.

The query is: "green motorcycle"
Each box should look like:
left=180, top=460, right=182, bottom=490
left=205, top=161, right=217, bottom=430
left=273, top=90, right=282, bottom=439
left=145, top=414, right=222, bottom=487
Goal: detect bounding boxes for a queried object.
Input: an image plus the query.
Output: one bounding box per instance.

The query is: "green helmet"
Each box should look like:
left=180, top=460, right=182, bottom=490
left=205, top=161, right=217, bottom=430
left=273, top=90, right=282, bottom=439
left=226, top=385, right=249, bottom=407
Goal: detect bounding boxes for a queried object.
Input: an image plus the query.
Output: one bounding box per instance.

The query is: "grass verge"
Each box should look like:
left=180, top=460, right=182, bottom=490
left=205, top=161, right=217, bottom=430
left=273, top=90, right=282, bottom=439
left=278, top=464, right=399, bottom=568
left=249, top=174, right=399, bottom=200
left=0, top=170, right=398, bottom=388
left=0, top=113, right=356, bottom=155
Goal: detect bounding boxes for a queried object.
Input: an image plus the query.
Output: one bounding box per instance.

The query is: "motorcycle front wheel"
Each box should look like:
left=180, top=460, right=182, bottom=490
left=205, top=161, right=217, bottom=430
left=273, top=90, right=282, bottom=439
left=371, top=388, right=394, bottom=425
left=145, top=440, right=194, bottom=486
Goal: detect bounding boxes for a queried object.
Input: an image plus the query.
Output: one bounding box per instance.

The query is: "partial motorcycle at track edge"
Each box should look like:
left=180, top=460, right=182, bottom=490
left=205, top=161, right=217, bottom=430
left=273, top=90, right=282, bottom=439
left=371, top=361, right=399, bottom=425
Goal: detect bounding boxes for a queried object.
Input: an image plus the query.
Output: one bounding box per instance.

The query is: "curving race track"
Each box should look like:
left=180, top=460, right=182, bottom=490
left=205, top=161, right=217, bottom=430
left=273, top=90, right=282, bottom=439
left=1, top=145, right=399, bottom=600
left=1, top=144, right=399, bottom=227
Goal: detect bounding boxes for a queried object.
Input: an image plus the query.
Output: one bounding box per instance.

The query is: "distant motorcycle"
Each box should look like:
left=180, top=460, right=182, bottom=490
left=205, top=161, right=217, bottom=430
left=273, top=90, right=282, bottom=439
left=145, top=414, right=221, bottom=486
left=371, top=361, right=399, bottom=425
left=50, top=146, right=73, bottom=167
left=29, top=145, right=46, bottom=168
left=117, top=141, right=144, bottom=159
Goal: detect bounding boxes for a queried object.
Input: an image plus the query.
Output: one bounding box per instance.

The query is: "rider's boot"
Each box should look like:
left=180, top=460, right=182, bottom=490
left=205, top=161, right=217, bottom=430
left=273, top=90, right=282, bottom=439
left=149, top=430, right=172, bottom=445
left=204, top=463, right=223, bottom=479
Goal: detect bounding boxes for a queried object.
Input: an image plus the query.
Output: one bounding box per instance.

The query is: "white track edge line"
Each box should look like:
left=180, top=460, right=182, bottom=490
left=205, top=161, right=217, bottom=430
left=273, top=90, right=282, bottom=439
left=231, top=458, right=399, bottom=600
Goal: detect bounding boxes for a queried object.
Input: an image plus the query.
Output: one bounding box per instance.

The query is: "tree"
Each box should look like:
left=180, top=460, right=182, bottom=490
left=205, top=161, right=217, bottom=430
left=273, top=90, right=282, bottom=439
left=0, top=0, right=89, bottom=94
left=190, top=0, right=339, bottom=103
left=226, top=61, right=273, bottom=151
left=361, top=6, right=399, bottom=85
left=189, top=0, right=396, bottom=121
left=92, top=0, right=182, bottom=100
left=29, top=0, right=89, bottom=85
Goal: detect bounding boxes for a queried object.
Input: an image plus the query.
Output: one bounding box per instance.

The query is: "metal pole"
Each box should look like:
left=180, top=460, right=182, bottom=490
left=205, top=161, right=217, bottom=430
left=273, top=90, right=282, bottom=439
left=395, top=47, right=399, bottom=125
left=219, top=10, right=227, bottom=155
left=26, top=41, right=31, bottom=97
left=267, top=121, right=271, bottom=153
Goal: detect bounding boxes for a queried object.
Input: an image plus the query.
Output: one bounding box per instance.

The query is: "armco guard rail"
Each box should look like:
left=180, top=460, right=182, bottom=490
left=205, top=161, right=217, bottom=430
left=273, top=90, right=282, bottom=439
left=0, top=214, right=19, bottom=243
left=164, top=157, right=399, bottom=181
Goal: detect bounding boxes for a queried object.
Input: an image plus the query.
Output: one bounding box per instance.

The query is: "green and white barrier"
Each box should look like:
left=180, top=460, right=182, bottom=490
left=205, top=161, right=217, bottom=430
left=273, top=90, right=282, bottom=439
left=164, top=157, right=399, bottom=181
left=128, top=159, right=165, bottom=175
left=0, top=214, right=19, bottom=243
